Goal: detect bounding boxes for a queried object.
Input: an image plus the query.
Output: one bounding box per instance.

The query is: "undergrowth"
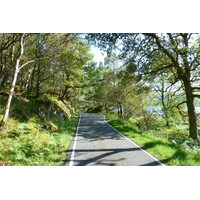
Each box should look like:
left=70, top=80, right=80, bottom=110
left=0, top=115, right=77, bottom=166
left=105, top=112, right=200, bottom=166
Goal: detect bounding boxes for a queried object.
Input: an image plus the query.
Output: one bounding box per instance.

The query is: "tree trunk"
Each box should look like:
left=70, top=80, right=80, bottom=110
left=35, top=35, right=42, bottom=98
left=25, top=68, right=33, bottom=91
left=35, top=62, right=41, bottom=98
left=162, top=108, right=170, bottom=128
left=117, top=101, right=123, bottom=118
left=0, top=34, right=24, bottom=129
left=0, top=74, right=8, bottom=87
left=29, top=62, right=36, bottom=93
left=60, top=85, right=69, bottom=101
left=183, top=78, right=198, bottom=140
left=161, top=101, right=170, bottom=128
left=0, top=60, right=20, bottom=128
left=160, top=81, right=170, bottom=128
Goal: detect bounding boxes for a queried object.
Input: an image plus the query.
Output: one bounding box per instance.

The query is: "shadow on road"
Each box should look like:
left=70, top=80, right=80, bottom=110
left=64, top=113, right=164, bottom=166
left=65, top=147, right=138, bottom=166
left=78, top=117, right=123, bottom=142
left=64, top=147, right=161, bottom=166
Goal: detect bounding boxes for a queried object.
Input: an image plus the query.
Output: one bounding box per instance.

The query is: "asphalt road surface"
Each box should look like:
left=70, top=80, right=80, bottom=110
left=66, top=113, right=165, bottom=166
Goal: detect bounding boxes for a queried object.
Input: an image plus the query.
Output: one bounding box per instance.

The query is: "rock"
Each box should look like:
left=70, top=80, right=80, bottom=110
left=43, top=121, right=58, bottom=131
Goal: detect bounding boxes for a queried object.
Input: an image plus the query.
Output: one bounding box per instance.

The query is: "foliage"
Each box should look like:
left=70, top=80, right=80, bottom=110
left=0, top=115, right=77, bottom=166
left=0, top=33, right=94, bottom=126
left=87, top=33, right=200, bottom=139
left=1, top=33, right=200, bottom=166
left=40, top=94, right=72, bottom=119
left=106, top=113, right=200, bottom=166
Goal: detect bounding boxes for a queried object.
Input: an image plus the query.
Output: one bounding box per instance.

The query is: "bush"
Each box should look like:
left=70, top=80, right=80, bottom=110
left=169, top=137, right=200, bottom=152
left=0, top=116, right=77, bottom=166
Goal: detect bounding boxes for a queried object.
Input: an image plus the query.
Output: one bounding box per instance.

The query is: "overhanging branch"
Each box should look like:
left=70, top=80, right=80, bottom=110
left=192, top=87, right=200, bottom=91
left=19, top=60, right=36, bottom=71
left=176, top=101, right=187, bottom=108
left=193, top=94, right=200, bottom=99
left=176, top=101, right=187, bottom=118
left=143, top=63, right=174, bottom=75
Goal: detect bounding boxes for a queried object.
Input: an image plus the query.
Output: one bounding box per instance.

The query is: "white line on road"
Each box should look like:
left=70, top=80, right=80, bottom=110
left=104, top=116, right=166, bottom=166
left=69, top=114, right=81, bottom=166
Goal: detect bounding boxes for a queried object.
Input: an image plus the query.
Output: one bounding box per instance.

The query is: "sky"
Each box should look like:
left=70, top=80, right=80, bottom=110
left=89, top=46, right=106, bottom=64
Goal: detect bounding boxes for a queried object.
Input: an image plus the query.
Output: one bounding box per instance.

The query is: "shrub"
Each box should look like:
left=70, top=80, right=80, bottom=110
left=0, top=115, right=77, bottom=166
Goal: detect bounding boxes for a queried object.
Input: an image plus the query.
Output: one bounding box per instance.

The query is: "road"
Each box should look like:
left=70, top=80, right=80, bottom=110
left=65, top=113, right=165, bottom=166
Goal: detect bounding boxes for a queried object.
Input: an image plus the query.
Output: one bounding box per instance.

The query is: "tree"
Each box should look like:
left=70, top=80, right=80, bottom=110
left=0, top=34, right=35, bottom=128
left=86, top=33, right=200, bottom=139
left=83, top=53, right=149, bottom=118
left=144, top=34, right=200, bottom=139
left=0, top=33, right=94, bottom=127
left=0, top=34, right=21, bottom=88
left=151, top=73, right=184, bottom=127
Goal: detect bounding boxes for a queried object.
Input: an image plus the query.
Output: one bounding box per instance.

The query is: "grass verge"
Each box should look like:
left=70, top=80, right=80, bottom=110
left=0, top=115, right=77, bottom=166
left=106, top=114, right=200, bottom=166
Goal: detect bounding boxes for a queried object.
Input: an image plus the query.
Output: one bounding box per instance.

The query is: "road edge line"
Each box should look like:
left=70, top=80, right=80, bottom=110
left=69, top=114, right=81, bottom=166
left=104, top=115, right=166, bottom=166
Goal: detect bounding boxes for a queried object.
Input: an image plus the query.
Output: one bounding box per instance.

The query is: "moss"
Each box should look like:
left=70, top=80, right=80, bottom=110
left=40, top=95, right=72, bottom=119
left=44, top=121, right=58, bottom=131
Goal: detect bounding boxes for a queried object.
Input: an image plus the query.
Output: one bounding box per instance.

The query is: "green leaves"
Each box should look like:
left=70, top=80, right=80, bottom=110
left=0, top=117, right=77, bottom=166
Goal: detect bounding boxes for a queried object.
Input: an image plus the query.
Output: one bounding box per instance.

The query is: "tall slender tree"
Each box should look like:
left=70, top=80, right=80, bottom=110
left=0, top=34, right=35, bottom=128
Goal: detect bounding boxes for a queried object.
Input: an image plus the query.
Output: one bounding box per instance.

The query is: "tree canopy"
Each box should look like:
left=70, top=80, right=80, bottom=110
left=0, top=33, right=200, bottom=140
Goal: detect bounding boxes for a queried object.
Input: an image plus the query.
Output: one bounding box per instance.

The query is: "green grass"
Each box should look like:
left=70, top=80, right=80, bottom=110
left=106, top=113, right=200, bottom=166
left=0, top=115, right=77, bottom=166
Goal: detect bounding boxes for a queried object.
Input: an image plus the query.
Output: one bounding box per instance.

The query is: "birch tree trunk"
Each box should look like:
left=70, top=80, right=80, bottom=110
left=25, top=68, right=33, bottom=91
left=0, top=34, right=25, bottom=129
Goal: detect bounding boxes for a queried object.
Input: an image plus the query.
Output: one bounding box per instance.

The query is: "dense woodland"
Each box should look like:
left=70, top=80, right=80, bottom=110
left=0, top=33, right=200, bottom=166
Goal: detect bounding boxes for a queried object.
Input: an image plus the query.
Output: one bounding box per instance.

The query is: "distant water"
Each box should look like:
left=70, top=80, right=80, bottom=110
left=147, top=106, right=200, bottom=115
left=195, top=107, right=200, bottom=114
left=147, top=106, right=163, bottom=115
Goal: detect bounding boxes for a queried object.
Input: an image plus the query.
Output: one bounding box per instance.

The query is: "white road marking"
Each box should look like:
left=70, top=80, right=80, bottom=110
left=104, top=116, right=166, bottom=166
left=69, top=114, right=81, bottom=166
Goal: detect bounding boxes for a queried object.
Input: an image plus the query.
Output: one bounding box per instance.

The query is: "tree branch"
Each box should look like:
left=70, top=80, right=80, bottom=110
left=193, top=94, right=200, bottom=99
left=0, top=34, right=21, bottom=53
left=144, top=33, right=177, bottom=64
left=192, top=87, right=200, bottom=91
left=19, top=60, right=36, bottom=71
left=143, top=33, right=185, bottom=78
left=176, top=101, right=187, bottom=118
left=176, top=101, right=187, bottom=108
left=143, top=63, right=174, bottom=75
